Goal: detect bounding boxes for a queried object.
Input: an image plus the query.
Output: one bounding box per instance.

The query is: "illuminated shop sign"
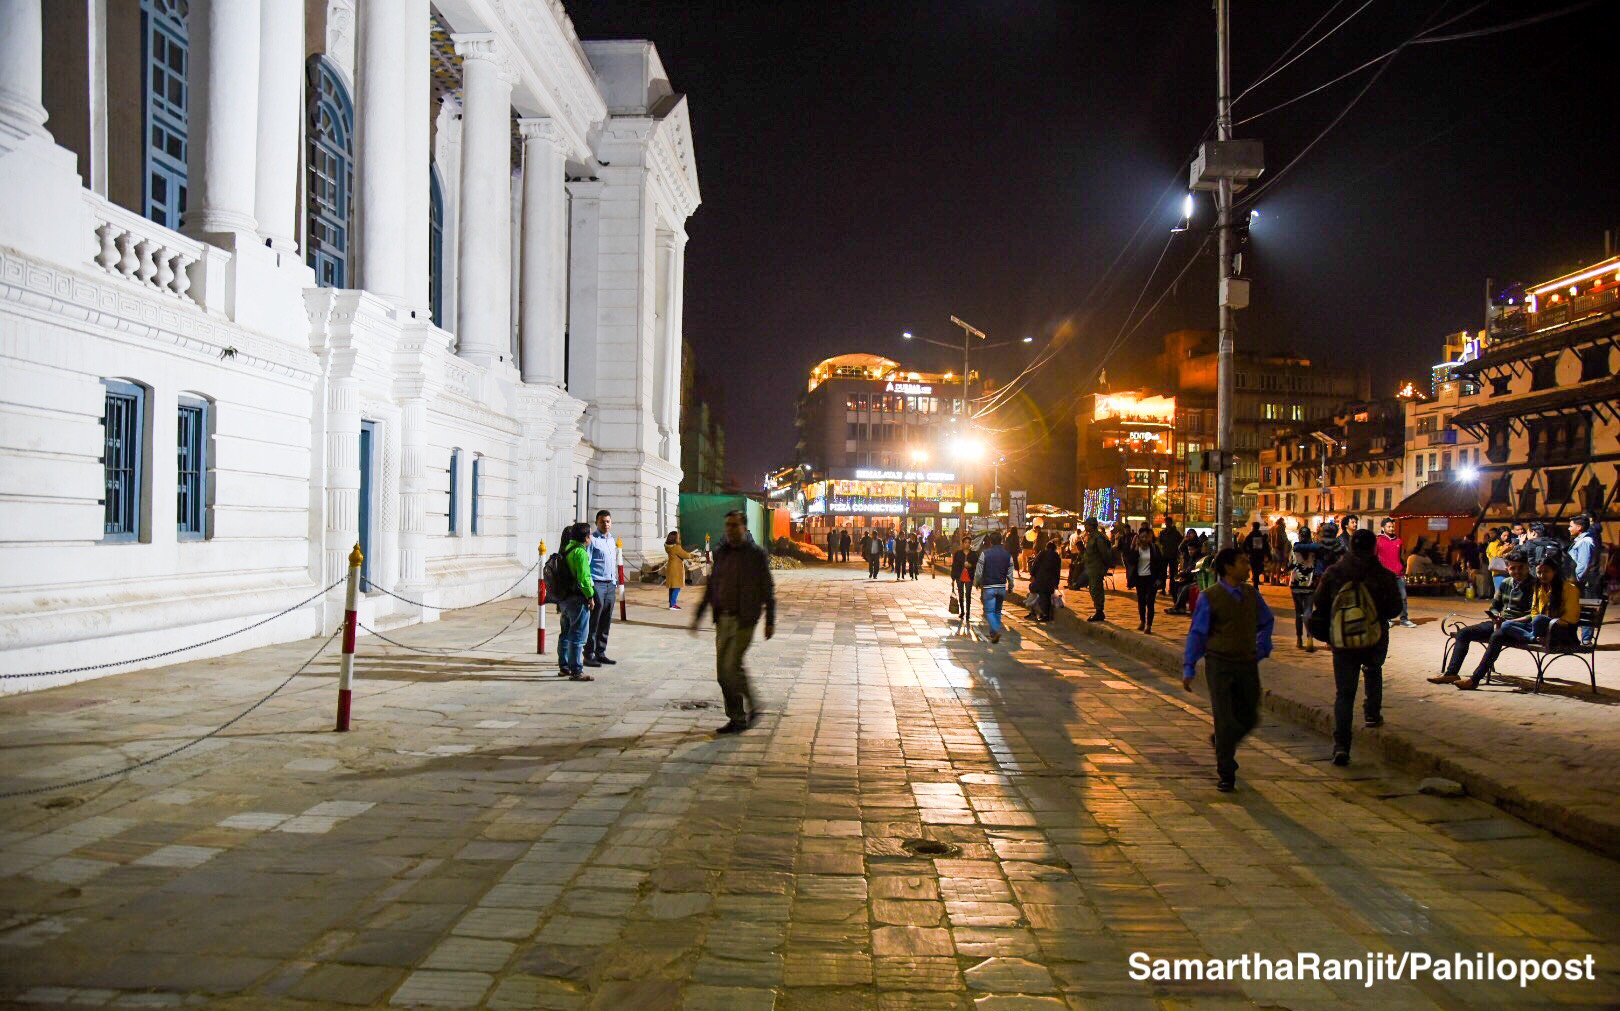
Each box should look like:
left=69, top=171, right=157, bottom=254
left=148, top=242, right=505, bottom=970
left=884, top=382, right=933, bottom=396
left=1094, top=393, right=1176, bottom=424
left=830, top=501, right=906, bottom=515
left=853, top=469, right=956, bottom=482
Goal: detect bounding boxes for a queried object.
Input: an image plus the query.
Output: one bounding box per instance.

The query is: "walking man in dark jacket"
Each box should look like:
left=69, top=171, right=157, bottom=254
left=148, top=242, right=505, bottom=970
left=1309, top=528, right=1403, bottom=766
left=863, top=531, right=881, bottom=579
left=692, top=511, right=776, bottom=734
left=839, top=528, right=852, bottom=562
left=1158, top=516, right=1181, bottom=596
left=1183, top=549, right=1275, bottom=791
left=1243, top=521, right=1271, bottom=590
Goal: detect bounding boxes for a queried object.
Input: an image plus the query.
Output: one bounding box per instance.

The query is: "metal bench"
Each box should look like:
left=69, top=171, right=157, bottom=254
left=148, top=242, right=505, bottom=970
left=1441, top=598, right=1607, bottom=694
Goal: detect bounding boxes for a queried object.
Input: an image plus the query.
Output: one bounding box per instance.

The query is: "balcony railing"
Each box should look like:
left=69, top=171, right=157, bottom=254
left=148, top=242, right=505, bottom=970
left=1527, top=285, right=1618, bottom=335
left=1423, top=429, right=1458, bottom=447
left=86, top=193, right=205, bottom=306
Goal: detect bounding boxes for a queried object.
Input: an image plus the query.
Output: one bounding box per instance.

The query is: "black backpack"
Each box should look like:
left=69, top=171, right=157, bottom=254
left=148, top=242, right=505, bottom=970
left=542, top=552, right=570, bottom=602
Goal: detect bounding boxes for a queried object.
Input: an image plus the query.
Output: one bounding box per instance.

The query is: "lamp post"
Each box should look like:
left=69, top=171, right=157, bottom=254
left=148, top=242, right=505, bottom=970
left=902, top=321, right=1033, bottom=536
left=908, top=448, right=927, bottom=534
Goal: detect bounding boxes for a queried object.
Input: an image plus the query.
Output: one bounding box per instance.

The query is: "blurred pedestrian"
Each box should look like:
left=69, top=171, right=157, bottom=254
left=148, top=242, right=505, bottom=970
left=1377, top=517, right=1417, bottom=628
left=691, top=510, right=776, bottom=733
left=1243, top=521, right=1270, bottom=590
left=1082, top=517, right=1113, bottom=623
left=1569, top=514, right=1603, bottom=644
left=1158, top=514, right=1181, bottom=596
left=1029, top=539, right=1062, bottom=622
left=839, top=528, right=852, bottom=562
left=950, top=534, right=978, bottom=627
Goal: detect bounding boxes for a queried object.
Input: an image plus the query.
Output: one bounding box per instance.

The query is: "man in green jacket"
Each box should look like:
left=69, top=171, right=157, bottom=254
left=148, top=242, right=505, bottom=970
left=1082, top=517, right=1113, bottom=623
left=556, top=523, right=597, bottom=681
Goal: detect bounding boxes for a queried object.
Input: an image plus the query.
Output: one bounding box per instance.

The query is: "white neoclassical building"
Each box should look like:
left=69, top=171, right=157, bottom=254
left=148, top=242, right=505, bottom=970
left=0, top=0, right=698, bottom=685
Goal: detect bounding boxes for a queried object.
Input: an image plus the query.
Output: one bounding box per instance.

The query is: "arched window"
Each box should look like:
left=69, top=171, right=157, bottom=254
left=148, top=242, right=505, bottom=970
left=429, top=167, right=445, bottom=328
left=306, top=58, right=355, bottom=288
left=141, top=0, right=188, bottom=229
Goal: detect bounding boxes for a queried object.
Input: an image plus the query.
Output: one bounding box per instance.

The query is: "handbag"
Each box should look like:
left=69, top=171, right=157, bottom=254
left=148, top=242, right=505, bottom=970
left=948, top=594, right=960, bottom=615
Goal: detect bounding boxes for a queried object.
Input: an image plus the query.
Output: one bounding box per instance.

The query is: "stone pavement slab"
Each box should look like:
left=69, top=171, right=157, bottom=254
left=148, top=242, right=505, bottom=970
left=0, top=566, right=1617, bottom=1008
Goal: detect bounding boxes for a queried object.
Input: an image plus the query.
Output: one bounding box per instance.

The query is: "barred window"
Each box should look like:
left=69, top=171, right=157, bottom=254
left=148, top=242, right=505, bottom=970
left=176, top=398, right=209, bottom=538
left=103, top=381, right=146, bottom=541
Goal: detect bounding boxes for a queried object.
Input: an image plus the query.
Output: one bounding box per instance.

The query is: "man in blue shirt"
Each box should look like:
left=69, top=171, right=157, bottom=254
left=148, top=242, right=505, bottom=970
left=1183, top=548, right=1275, bottom=792
left=585, top=510, right=620, bottom=667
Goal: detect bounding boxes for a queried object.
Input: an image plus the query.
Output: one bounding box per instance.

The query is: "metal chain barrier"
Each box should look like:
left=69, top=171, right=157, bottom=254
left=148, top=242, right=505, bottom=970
left=357, top=606, right=531, bottom=655
left=1, top=577, right=344, bottom=681
left=360, top=562, right=539, bottom=612
left=0, top=630, right=341, bottom=799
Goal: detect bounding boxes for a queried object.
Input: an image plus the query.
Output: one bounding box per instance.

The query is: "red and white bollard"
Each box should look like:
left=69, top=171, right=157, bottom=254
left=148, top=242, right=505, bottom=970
left=536, top=540, right=548, bottom=654
left=336, top=543, right=361, bottom=732
left=616, top=537, right=627, bottom=622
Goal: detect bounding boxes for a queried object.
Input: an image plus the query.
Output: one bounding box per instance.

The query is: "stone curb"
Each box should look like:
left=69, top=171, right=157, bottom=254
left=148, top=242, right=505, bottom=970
left=1040, top=607, right=1620, bottom=861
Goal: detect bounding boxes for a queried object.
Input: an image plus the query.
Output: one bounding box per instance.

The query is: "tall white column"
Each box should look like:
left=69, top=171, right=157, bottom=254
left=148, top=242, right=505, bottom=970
left=518, top=118, right=568, bottom=386
left=662, top=232, right=687, bottom=439
left=254, top=0, right=303, bottom=253
left=182, top=0, right=262, bottom=243
left=0, top=0, right=49, bottom=139
left=401, top=0, right=431, bottom=316
left=355, top=0, right=407, bottom=300
left=453, top=34, right=515, bottom=365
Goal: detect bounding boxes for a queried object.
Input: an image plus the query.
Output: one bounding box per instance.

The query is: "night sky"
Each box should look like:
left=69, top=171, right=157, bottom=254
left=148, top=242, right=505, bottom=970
left=568, top=1, right=1616, bottom=486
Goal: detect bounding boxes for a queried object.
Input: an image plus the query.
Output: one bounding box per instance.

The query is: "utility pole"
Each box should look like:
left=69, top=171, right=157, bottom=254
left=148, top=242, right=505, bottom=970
left=950, top=316, right=983, bottom=538
left=1213, top=0, right=1235, bottom=552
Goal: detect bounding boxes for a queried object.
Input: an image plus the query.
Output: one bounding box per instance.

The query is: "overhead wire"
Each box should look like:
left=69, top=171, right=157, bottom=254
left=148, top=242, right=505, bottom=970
left=1233, top=0, right=1378, bottom=104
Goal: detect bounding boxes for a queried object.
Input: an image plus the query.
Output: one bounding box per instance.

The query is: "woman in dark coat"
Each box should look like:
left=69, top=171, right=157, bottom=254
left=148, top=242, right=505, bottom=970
left=1122, top=526, right=1169, bottom=633
left=1028, top=540, right=1063, bottom=622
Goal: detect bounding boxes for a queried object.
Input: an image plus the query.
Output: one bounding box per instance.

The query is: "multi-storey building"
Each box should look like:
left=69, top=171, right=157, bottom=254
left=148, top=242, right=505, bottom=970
left=1158, top=330, right=1369, bottom=526
left=1404, top=332, right=1489, bottom=496
left=1451, top=254, right=1620, bottom=539
left=0, top=1, right=699, bottom=682
left=791, top=354, right=975, bottom=535
left=1255, top=399, right=1406, bottom=532
left=1074, top=391, right=1177, bottom=527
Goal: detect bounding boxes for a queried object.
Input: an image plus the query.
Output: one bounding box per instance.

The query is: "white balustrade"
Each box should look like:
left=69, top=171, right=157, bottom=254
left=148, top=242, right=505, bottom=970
left=86, top=193, right=204, bottom=304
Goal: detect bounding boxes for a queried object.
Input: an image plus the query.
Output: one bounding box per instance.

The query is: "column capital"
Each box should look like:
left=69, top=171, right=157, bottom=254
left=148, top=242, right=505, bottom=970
left=516, top=117, right=565, bottom=147
left=452, top=33, right=517, bottom=84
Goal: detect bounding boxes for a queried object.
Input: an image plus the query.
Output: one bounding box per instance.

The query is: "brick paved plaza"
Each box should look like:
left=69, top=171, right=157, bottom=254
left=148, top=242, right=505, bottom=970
left=1, top=567, right=1618, bottom=1008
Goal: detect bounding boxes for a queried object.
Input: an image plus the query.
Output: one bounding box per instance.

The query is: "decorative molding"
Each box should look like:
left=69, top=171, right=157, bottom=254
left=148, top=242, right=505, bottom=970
left=0, top=248, right=318, bottom=381
left=516, top=117, right=565, bottom=146
left=452, top=33, right=517, bottom=85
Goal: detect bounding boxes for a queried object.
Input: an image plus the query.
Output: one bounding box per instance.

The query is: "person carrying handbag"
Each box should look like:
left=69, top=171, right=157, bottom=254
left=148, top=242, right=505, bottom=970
left=949, top=534, right=978, bottom=626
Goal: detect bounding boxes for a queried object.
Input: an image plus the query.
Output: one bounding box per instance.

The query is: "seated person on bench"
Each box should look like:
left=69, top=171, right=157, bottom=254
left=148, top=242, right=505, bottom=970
left=1428, top=552, right=1532, bottom=686
left=1449, top=555, right=1581, bottom=691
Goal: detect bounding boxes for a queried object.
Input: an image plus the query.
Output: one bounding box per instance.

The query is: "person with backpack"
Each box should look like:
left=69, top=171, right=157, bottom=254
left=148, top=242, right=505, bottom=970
left=546, top=522, right=597, bottom=681
left=1520, top=523, right=1571, bottom=581
left=1183, top=548, right=1275, bottom=792
left=973, top=530, right=1016, bottom=644
left=1309, top=528, right=1403, bottom=766
left=1081, top=517, right=1113, bottom=623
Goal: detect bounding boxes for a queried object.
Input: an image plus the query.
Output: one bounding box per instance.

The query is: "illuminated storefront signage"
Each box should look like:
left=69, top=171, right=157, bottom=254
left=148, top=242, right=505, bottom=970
left=1094, top=393, right=1176, bottom=424
left=853, top=468, right=956, bottom=482
left=884, top=381, right=933, bottom=396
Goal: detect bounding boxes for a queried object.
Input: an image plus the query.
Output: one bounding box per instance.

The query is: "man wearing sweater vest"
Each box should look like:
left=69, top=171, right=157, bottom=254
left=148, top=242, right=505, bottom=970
left=1183, top=548, right=1275, bottom=792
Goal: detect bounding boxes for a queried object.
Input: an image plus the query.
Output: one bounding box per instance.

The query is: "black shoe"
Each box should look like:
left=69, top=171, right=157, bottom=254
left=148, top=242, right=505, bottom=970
left=596, top=656, right=618, bottom=665
left=1332, top=750, right=1350, bottom=767
left=1216, top=778, right=1236, bottom=793
left=989, top=631, right=1001, bottom=643
left=583, top=658, right=602, bottom=668
left=715, top=720, right=747, bottom=734
left=1087, top=614, right=1106, bottom=623
left=1364, top=717, right=1384, bottom=728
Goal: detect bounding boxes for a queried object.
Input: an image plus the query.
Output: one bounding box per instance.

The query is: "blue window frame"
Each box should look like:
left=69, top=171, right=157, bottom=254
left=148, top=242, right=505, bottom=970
left=177, top=397, right=209, bottom=539
left=471, top=456, right=482, bottom=535
left=358, top=421, right=376, bottom=585
left=103, top=381, right=145, bottom=542
left=141, top=0, right=188, bottom=229
left=306, top=58, right=354, bottom=288
left=448, top=448, right=460, bottom=534
left=429, top=167, right=446, bottom=328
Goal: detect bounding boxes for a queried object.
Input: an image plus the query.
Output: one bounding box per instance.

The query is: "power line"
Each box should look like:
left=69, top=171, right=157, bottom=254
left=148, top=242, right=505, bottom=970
left=1234, top=0, right=1378, bottom=104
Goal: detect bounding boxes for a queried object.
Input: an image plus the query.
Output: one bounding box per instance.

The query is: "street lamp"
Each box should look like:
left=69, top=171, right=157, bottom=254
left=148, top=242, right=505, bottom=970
left=908, top=448, right=928, bottom=532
